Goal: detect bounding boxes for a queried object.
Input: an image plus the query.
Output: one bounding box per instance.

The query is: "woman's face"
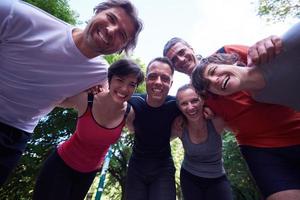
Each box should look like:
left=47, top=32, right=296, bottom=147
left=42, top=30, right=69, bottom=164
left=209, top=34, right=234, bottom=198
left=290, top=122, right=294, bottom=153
left=109, top=74, right=137, bottom=104
left=177, top=88, right=203, bottom=121
left=202, top=63, right=243, bottom=96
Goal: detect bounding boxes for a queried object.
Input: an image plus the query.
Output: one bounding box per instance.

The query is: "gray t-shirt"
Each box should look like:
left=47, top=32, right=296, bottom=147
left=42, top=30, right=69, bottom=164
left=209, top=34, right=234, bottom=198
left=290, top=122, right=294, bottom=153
left=181, top=120, right=225, bottom=178
left=253, top=22, right=300, bottom=111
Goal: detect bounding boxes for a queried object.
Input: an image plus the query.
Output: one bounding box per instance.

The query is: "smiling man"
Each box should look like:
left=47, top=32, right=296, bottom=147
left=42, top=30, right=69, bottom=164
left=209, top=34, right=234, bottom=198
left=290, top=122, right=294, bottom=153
left=125, top=57, right=181, bottom=200
left=163, top=37, right=250, bottom=76
left=0, top=0, right=142, bottom=186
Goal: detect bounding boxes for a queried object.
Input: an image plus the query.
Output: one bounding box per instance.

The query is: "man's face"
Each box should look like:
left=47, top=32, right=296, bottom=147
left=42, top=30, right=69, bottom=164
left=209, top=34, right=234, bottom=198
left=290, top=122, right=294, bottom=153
left=166, top=42, right=198, bottom=75
left=84, top=7, right=135, bottom=55
left=146, top=61, right=173, bottom=106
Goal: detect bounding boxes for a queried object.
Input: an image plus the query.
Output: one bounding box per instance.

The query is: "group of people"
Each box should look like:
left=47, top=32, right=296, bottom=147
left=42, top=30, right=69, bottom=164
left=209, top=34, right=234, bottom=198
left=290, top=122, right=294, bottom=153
left=1, top=0, right=300, bottom=200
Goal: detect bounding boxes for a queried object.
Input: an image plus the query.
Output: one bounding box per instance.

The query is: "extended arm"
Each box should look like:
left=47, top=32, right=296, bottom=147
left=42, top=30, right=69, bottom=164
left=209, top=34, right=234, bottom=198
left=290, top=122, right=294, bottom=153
left=247, top=35, right=282, bottom=66
left=211, top=116, right=228, bottom=135
left=57, top=92, right=88, bottom=116
left=171, top=115, right=184, bottom=140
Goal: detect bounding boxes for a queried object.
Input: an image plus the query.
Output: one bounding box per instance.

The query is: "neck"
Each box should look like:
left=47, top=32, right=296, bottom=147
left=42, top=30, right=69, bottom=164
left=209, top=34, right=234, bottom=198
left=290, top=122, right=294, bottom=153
left=187, top=116, right=207, bottom=133
left=72, top=28, right=98, bottom=58
left=146, top=96, right=165, bottom=108
left=242, top=67, right=266, bottom=92
left=98, top=92, right=126, bottom=110
left=186, top=114, right=205, bottom=126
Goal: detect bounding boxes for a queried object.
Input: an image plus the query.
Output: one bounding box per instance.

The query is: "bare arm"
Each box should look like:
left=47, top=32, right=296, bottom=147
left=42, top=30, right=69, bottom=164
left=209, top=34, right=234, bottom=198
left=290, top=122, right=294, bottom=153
left=211, top=116, right=228, bottom=135
left=171, top=115, right=184, bottom=140
left=57, top=92, right=88, bottom=116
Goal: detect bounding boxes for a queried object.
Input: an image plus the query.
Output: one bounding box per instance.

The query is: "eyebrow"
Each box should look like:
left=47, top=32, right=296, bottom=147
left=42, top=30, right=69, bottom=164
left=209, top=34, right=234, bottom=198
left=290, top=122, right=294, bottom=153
left=108, top=11, right=118, bottom=22
left=109, top=11, right=128, bottom=40
left=170, top=51, right=182, bottom=63
left=207, top=65, right=213, bottom=76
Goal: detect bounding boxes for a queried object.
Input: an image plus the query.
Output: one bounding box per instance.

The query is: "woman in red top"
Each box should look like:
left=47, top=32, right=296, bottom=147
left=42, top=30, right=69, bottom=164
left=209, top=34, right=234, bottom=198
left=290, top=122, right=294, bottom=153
left=33, top=59, right=144, bottom=200
left=191, top=52, right=300, bottom=200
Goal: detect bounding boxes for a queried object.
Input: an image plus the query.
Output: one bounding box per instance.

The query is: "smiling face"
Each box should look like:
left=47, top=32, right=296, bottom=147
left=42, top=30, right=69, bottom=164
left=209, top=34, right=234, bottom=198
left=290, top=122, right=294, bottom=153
left=166, top=42, right=198, bottom=75
left=202, top=63, right=243, bottom=96
left=109, top=74, right=137, bottom=104
left=83, top=7, right=136, bottom=56
left=177, top=87, right=203, bottom=121
left=146, top=61, right=173, bottom=107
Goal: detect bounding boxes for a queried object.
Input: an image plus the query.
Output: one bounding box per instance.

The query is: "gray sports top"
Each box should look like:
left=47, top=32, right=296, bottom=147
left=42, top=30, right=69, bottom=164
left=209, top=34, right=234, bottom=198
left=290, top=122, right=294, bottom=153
left=253, top=21, right=300, bottom=111
left=181, top=120, right=225, bottom=178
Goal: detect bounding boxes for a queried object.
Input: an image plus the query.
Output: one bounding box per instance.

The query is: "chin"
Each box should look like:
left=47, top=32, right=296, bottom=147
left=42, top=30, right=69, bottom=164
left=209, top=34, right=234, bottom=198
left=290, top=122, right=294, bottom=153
left=113, top=97, right=125, bottom=104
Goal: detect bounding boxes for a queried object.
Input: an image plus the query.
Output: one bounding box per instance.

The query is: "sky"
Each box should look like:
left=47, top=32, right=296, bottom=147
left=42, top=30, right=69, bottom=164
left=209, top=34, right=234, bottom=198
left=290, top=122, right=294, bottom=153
left=68, top=0, right=297, bottom=95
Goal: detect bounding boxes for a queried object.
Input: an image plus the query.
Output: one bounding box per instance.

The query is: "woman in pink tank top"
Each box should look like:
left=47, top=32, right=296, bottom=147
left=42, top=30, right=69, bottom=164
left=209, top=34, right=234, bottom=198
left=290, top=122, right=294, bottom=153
left=33, top=59, right=144, bottom=200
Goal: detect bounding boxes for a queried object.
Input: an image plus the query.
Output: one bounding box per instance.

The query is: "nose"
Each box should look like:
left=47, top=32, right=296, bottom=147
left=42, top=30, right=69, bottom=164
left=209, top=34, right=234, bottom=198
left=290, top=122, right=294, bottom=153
left=187, top=102, right=193, bottom=110
left=177, top=55, right=186, bottom=65
left=208, top=76, right=219, bottom=85
left=120, top=84, right=129, bottom=93
left=107, top=25, right=118, bottom=38
left=153, top=76, right=163, bottom=85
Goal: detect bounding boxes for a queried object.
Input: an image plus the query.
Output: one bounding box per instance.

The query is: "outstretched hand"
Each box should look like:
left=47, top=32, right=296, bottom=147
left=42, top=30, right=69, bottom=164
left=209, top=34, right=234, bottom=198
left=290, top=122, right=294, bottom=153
left=247, top=35, right=283, bottom=67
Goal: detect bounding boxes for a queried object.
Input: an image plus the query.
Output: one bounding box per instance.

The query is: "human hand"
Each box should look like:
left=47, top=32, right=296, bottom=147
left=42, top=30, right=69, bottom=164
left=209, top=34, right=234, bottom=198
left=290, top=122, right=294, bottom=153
left=247, top=35, right=282, bottom=66
left=203, top=106, right=215, bottom=119
left=86, top=85, right=104, bottom=95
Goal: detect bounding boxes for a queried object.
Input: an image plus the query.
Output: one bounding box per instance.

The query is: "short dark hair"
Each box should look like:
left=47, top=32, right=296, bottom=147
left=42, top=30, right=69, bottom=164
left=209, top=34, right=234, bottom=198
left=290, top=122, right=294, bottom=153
left=108, top=59, right=144, bottom=86
left=163, top=37, right=192, bottom=57
left=146, top=57, right=175, bottom=75
left=191, top=53, right=242, bottom=98
left=94, top=0, right=143, bottom=54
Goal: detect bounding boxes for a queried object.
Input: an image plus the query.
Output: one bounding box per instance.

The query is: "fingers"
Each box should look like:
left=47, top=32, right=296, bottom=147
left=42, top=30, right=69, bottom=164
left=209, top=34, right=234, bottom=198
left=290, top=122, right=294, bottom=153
left=87, top=85, right=104, bottom=95
left=203, top=106, right=215, bottom=120
left=271, top=35, right=283, bottom=55
left=247, top=35, right=283, bottom=66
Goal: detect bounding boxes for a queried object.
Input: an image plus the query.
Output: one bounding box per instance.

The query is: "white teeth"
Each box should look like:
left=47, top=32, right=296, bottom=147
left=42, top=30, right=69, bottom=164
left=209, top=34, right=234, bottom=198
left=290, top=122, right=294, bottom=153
left=97, top=29, right=108, bottom=44
left=222, top=76, right=230, bottom=90
left=153, top=88, right=162, bottom=93
left=116, top=92, right=126, bottom=98
left=188, top=112, right=196, bottom=116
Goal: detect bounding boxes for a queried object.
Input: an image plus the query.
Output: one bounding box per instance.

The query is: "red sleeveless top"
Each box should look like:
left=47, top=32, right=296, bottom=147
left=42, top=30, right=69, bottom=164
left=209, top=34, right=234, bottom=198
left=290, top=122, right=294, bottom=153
left=58, top=97, right=129, bottom=172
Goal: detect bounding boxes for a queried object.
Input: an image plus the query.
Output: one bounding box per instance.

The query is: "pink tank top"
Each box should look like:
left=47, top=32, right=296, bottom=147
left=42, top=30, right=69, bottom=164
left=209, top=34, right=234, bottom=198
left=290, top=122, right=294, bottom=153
left=58, top=98, right=129, bottom=172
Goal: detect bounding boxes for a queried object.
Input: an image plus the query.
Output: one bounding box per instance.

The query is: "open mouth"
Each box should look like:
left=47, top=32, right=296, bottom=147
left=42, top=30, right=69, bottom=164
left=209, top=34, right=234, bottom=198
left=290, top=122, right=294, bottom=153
left=97, top=28, right=109, bottom=44
left=187, top=111, right=197, bottom=117
left=151, top=88, right=163, bottom=96
left=222, top=76, right=230, bottom=90
left=116, top=92, right=126, bottom=98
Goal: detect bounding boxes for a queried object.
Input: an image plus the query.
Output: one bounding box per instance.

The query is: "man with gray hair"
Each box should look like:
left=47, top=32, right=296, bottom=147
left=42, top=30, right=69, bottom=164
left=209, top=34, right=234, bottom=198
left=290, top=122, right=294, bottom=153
left=0, top=0, right=142, bottom=186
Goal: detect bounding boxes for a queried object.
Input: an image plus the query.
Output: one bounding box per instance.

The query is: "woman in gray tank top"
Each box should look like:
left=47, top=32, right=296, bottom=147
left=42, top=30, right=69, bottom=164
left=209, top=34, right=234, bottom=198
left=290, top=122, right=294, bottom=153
left=172, top=84, right=233, bottom=200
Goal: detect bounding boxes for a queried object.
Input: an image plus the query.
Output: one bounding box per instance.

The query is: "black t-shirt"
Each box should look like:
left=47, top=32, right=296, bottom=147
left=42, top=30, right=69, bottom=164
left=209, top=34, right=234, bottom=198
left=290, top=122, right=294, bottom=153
left=129, top=93, right=180, bottom=159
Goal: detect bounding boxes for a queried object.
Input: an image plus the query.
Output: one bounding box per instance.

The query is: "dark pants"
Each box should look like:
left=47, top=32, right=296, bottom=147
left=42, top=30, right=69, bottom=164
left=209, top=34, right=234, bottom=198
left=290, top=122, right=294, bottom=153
left=33, top=150, right=98, bottom=200
left=180, top=168, right=233, bottom=200
left=240, top=145, right=300, bottom=198
left=0, top=122, right=32, bottom=186
left=125, top=156, right=176, bottom=200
